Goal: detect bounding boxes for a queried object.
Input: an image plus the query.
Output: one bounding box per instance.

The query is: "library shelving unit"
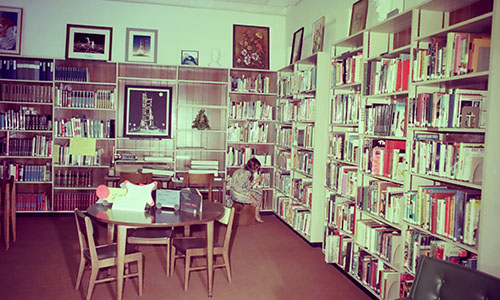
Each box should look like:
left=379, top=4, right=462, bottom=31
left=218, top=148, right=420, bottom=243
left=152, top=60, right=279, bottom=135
left=274, top=52, right=330, bottom=244
left=227, top=68, right=277, bottom=210
left=322, top=0, right=493, bottom=299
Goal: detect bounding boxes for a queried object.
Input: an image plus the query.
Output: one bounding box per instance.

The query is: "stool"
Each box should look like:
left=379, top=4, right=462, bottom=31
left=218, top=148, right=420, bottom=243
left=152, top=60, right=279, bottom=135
left=232, top=201, right=255, bottom=226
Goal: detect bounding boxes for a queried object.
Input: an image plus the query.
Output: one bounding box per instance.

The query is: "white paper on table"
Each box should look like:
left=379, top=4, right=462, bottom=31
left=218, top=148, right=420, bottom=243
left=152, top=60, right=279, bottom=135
left=112, top=196, right=146, bottom=212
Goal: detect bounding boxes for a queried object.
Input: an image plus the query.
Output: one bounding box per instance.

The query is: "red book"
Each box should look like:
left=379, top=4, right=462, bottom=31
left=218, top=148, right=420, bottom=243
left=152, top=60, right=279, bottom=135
left=383, top=140, right=405, bottom=178
left=396, top=59, right=402, bottom=91
left=402, top=59, right=410, bottom=90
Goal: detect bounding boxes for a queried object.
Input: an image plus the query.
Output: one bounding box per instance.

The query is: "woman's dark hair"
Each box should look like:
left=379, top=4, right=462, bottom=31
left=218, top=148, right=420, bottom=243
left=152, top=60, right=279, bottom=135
left=244, top=157, right=261, bottom=181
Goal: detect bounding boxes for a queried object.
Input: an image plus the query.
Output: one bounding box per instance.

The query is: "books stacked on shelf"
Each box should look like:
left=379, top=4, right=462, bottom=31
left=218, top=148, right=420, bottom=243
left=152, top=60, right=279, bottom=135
left=0, top=83, right=53, bottom=103
left=295, top=98, right=315, bottom=121
left=331, top=52, right=363, bottom=86
left=408, top=89, right=486, bottom=129
left=276, top=196, right=311, bottom=236
left=361, top=139, right=406, bottom=180
left=365, top=54, right=410, bottom=95
left=355, top=219, right=402, bottom=266
left=411, top=132, right=484, bottom=183
left=326, top=163, right=357, bottom=198
left=278, top=74, right=293, bottom=98
left=54, top=191, right=98, bottom=211
left=276, top=149, right=292, bottom=170
left=329, top=133, right=345, bottom=160
left=413, top=33, right=491, bottom=82
left=54, top=144, right=103, bottom=166
left=54, top=169, right=94, bottom=187
left=254, top=172, right=271, bottom=189
left=357, top=181, right=403, bottom=225
left=0, top=58, right=53, bottom=81
left=54, top=66, right=89, bottom=82
left=295, top=124, right=314, bottom=148
left=0, top=135, right=52, bottom=157
left=0, top=107, right=52, bottom=131
left=226, top=147, right=271, bottom=167
left=365, top=101, right=406, bottom=137
left=2, top=162, right=51, bottom=182
left=274, top=170, right=291, bottom=194
left=399, top=274, right=415, bottom=299
left=189, top=160, right=218, bottom=175
left=324, top=228, right=354, bottom=271
left=330, top=93, right=360, bottom=125
left=404, top=187, right=481, bottom=247
left=277, top=126, right=292, bottom=147
left=230, top=74, right=271, bottom=93
left=327, top=195, right=356, bottom=234
left=278, top=100, right=297, bottom=123
left=55, top=85, right=115, bottom=109
left=294, top=150, right=313, bottom=175
left=229, top=100, right=273, bottom=120
left=141, top=166, right=174, bottom=177
left=54, top=117, right=115, bottom=138
left=143, top=156, right=174, bottom=163
left=227, top=121, right=269, bottom=143
left=294, top=66, right=317, bottom=93
left=17, top=193, right=50, bottom=211
left=291, top=178, right=312, bottom=208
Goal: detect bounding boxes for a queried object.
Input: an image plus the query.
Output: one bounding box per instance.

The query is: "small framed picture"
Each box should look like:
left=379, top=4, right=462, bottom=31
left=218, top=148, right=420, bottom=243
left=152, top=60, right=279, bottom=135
left=125, top=28, right=158, bottom=63
left=0, top=6, right=23, bottom=55
left=123, top=85, right=173, bottom=139
left=65, top=24, right=113, bottom=61
left=312, top=16, right=325, bottom=54
left=181, top=50, right=199, bottom=66
left=290, top=27, right=304, bottom=64
left=349, top=0, right=369, bottom=36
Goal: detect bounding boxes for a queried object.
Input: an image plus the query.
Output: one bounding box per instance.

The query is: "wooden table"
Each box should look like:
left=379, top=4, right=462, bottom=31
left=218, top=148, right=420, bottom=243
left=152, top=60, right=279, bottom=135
left=87, top=200, right=225, bottom=300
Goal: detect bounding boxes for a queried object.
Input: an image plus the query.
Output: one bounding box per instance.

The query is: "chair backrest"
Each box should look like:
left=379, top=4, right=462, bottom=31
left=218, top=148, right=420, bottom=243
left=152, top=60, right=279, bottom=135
left=183, top=173, right=214, bottom=202
left=409, top=255, right=500, bottom=300
left=1, top=176, right=14, bottom=213
left=74, top=209, right=98, bottom=262
left=120, top=172, right=153, bottom=185
left=217, top=206, right=235, bottom=250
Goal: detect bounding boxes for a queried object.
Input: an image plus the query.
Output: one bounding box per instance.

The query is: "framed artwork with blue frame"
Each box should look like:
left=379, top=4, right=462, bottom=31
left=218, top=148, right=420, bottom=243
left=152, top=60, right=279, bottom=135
left=125, top=28, right=158, bottom=63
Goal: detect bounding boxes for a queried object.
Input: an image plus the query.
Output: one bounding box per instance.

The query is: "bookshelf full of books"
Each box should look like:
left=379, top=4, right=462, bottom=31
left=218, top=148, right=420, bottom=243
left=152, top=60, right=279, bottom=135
left=322, top=1, right=493, bottom=299
left=274, top=52, right=330, bottom=243
left=227, top=68, right=277, bottom=210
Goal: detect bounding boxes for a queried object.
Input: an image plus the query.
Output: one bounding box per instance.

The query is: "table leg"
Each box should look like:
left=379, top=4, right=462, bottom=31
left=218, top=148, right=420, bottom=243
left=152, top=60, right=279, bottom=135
left=206, top=220, right=214, bottom=297
left=116, top=225, right=127, bottom=300
left=107, top=224, right=115, bottom=243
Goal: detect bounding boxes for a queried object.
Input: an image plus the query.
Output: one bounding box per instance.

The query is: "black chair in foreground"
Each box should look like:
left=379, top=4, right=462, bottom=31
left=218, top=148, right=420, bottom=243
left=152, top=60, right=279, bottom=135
left=400, top=255, right=500, bottom=300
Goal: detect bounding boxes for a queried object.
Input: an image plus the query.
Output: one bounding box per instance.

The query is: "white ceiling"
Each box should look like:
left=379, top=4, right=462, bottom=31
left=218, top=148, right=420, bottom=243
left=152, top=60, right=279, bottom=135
left=105, top=0, right=302, bottom=15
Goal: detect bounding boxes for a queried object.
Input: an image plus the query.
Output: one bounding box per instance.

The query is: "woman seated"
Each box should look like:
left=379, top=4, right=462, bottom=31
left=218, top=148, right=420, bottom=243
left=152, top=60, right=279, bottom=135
left=230, top=157, right=264, bottom=223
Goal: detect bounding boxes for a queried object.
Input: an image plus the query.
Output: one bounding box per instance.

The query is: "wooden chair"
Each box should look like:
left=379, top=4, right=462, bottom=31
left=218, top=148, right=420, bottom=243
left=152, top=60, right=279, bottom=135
left=120, top=171, right=174, bottom=276
left=1, top=176, right=16, bottom=250
left=74, top=209, right=143, bottom=300
left=170, top=206, right=235, bottom=291
left=182, top=173, right=215, bottom=236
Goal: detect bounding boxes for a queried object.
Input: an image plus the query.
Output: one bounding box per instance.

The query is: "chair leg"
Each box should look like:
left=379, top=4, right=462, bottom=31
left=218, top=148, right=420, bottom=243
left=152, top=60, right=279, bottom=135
left=138, top=256, right=143, bottom=296
left=170, top=245, right=176, bottom=276
left=165, top=242, right=170, bottom=276
left=11, top=211, right=15, bottom=242
left=184, top=253, right=191, bottom=291
left=223, top=252, right=232, bottom=283
left=75, top=256, right=86, bottom=290
left=87, top=267, right=99, bottom=300
left=4, top=205, right=9, bottom=251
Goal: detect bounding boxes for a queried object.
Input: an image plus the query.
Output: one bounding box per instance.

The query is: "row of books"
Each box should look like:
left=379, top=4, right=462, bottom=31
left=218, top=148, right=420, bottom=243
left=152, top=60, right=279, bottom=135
left=365, top=101, right=406, bottom=137
left=54, top=118, right=115, bottom=138
left=329, top=132, right=359, bottom=164
left=53, top=192, right=98, bottom=211
left=0, top=59, right=54, bottom=81
left=275, top=150, right=292, bottom=170
left=357, top=182, right=403, bottom=225
left=295, top=98, right=315, bottom=121
left=227, top=122, right=270, bottom=143
left=295, top=124, right=313, bottom=148
left=226, top=146, right=272, bottom=167
left=230, top=74, right=271, bottom=93
left=276, top=126, right=292, bottom=147
left=54, top=169, right=94, bottom=187
left=54, top=66, right=89, bottom=82
left=294, top=150, right=313, bottom=175
left=404, top=186, right=481, bottom=247
left=0, top=107, right=52, bottom=131
left=229, top=100, right=273, bottom=120
left=364, top=55, right=410, bottom=96
left=188, top=160, right=219, bottom=176
left=411, top=132, right=483, bottom=183
left=412, top=33, right=490, bottom=82
left=0, top=135, right=52, bottom=157
left=55, top=85, right=116, bottom=109
left=356, top=219, right=403, bottom=265
left=331, top=52, right=363, bottom=86
left=291, top=178, right=312, bottom=208
left=53, top=144, right=103, bottom=166
left=324, top=230, right=353, bottom=270
left=408, top=89, right=486, bottom=129
left=330, top=93, right=360, bottom=125
left=17, top=193, right=50, bottom=211
left=1, top=83, right=53, bottom=103
left=274, top=170, right=291, bottom=194
left=361, top=139, right=407, bottom=181
left=276, top=196, right=311, bottom=236
left=326, top=163, right=357, bottom=198
left=1, top=162, right=51, bottom=182
left=277, top=100, right=295, bottom=122
left=294, top=66, right=318, bottom=93
left=327, top=196, right=355, bottom=234
left=278, top=74, right=293, bottom=98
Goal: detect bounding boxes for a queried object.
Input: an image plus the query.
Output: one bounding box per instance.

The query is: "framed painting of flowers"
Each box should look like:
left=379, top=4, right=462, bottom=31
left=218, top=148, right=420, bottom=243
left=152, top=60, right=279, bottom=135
left=233, top=24, right=269, bottom=70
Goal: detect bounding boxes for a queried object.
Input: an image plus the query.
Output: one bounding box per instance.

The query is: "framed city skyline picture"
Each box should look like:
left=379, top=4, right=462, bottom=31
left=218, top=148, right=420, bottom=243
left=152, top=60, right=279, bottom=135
left=0, top=6, right=23, bottom=55
left=123, top=85, right=172, bottom=139
left=65, top=24, right=113, bottom=61
left=125, top=28, right=158, bottom=63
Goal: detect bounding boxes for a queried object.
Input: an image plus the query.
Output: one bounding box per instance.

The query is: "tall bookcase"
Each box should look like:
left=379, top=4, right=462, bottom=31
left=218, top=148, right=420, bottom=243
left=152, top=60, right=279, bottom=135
left=274, top=52, right=329, bottom=243
left=323, top=0, right=493, bottom=299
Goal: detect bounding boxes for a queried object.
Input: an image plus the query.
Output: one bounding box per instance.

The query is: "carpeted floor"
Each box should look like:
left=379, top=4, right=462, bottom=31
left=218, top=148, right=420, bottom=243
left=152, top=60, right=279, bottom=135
left=0, top=213, right=372, bottom=300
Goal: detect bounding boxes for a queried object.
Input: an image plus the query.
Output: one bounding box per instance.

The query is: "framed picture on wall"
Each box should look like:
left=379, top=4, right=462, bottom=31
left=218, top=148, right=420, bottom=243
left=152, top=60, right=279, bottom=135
left=65, top=24, right=113, bottom=61
left=311, top=16, right=325, bottom=54
left=181, top=50, right=199, bottom=66
left=123, top=85, right=173, bottom=139
left=125, top=28, right=158, bottom=63
left=0, top=6, right=23, bottom=55
left=349, top=0, right=369, bottom=36
left=233, top=24, right=269, bottom=70
left=290, top=27, right=304, bottom=64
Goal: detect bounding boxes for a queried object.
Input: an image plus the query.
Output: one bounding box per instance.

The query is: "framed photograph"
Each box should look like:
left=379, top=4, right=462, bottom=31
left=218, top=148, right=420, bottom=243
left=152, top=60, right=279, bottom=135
left=123, top=85, right=172, bottom=139
left=290, top=27, right=304, bottom=64
left=181, top=50, right=199, bottom=66
left=233, top=24, right=269, bottom=70
left=311, top=17, right=325, bottom=54
left=125, top=28, right=158, bottom=63
left=0, top=6, right=23, bottom=55
left=349, top=0, right=369, bottom=36
left=65, top=24, right=113, bottom=61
